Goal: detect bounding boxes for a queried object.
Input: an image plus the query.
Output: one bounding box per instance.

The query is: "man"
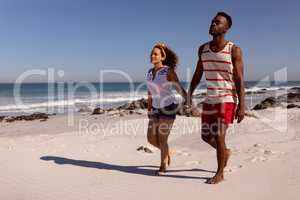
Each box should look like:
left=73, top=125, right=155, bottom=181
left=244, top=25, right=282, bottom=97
left=188, top=12, right=245, bottom=184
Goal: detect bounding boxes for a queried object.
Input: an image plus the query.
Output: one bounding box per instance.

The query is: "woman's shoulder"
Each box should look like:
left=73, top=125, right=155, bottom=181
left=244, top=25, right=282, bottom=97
left=146, top=67, right=154, bottom=80
left=159, top=66, right=169, bottom=75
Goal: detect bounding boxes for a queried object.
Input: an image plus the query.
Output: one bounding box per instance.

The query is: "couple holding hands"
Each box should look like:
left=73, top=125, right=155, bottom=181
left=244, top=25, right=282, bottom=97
left=146, top=12, right=245, bottom=184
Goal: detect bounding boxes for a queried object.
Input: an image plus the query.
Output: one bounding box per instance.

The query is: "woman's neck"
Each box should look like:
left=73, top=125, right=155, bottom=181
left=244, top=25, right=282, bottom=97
left=153, top=63, right=163, bottom=69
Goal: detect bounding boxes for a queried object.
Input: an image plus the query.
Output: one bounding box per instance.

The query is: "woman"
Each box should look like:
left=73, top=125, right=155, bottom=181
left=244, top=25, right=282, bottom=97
left=146, top=43, right=187, bottom=175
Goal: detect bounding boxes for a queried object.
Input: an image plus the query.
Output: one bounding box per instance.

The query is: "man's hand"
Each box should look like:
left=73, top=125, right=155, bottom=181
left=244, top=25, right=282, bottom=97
left=232, top=45, right=245, bottom=124
left=235, top=104, right=245, bottom=123
left=182, top=95, right=192, bottom=116
left=184, top=94, right=192, bottom=107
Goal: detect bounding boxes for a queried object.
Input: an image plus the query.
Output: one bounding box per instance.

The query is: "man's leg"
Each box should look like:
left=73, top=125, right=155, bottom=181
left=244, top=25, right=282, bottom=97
left=207, top=121, right=229, bottom=184
left=201, top=121, right=217, bottom=148
left=202, top=121, right=231, bottom=168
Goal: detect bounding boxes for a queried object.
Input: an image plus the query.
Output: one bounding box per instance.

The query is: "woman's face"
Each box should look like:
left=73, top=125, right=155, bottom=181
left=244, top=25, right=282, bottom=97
left=150, top=47, right=164, bottom=65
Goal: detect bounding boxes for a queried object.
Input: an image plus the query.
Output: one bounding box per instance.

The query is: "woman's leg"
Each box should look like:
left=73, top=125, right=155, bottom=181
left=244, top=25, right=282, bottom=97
left=157, top=118, right=174, bottom=173
left=147, top=117, right=160, bottom=149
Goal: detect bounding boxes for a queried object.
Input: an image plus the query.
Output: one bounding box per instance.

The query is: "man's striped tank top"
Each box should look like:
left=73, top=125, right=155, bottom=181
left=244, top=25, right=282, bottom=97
left=201, top=41, right=238, bottom=104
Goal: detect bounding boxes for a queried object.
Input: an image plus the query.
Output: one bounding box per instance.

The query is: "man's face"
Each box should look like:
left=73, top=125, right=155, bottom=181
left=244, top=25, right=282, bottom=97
left=209, top=15, right=228, bottom=36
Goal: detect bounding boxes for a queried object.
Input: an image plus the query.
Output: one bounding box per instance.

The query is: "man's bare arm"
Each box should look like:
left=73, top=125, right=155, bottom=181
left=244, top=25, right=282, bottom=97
left=232, top=45, right=245, bottom=123
left=187, top=45, right=205, bottom=105
left=167, top=68, right=187, bottom=101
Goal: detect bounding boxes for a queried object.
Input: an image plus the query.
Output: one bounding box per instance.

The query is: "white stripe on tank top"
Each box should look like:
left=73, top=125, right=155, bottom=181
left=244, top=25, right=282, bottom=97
left=201, top=41, right=239, bottom=104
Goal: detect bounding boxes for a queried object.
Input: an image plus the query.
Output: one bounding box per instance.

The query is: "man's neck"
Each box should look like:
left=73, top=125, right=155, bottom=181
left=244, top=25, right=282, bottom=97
left=211, top=35, right=226, bottom=46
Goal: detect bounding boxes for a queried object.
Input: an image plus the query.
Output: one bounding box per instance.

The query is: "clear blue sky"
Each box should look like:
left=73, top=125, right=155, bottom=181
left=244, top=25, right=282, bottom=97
left=0, top=0, right=299, bottom=82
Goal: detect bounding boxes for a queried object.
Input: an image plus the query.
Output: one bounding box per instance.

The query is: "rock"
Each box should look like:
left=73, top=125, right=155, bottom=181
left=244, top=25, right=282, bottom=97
left=136, top=146, right=153, bottom=153
left=92, top=108, right=105, bottom=115
left=289, top=87, right=300, bottom=93
left=119, top=111, right=125, bottom=117
left=106, top=108, right=115, bottom=112
left=5, top=113, right=49, bottom=123
left=137, top=146, right=144, bottom=151
left=252, top=97, right=282, bottom=110
left=0, top=116, right=6, bottom=122
left=137, top=98, right=148, bottom=109
left=277, top=92, right=300, bottom=103
left=118, top=98, right=148, bottom=110
left=143, top=147, right=153, bottom=153
left=287, top=104, right=300, bottom=109
left=78, top=106, right=92, bottom=113
left=245, top=111, right=259, bottom=118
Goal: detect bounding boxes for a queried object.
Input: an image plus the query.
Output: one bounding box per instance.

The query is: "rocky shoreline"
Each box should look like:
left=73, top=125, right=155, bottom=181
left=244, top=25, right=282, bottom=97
left=0, top=113, right=50, bottom=123
left=1, top=87, right=300, bottom=123
left=252, top=87, right=300, bottom=110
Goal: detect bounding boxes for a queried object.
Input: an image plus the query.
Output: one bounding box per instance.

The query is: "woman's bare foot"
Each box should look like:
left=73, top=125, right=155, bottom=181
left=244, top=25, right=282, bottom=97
left=155, top=165, right=167, bottom=176
left=224, top=148, right=231, bottom=167
left=155, top=163, right=167, bottom=176
left=206, top=173, right=224, bottom=184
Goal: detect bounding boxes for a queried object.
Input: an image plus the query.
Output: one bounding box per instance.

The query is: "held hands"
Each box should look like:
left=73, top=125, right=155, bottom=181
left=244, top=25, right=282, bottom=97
left=235, top=104, right=245, bottom=123
left=147, top=110, right=154, bottom=119
left=183, top=96, right=192, bottom=116
left=184, top=94, right=193, bottom=108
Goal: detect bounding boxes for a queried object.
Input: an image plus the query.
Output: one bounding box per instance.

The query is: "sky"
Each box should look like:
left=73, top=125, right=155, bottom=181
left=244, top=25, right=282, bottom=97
left=0, top=0, right=299, bottom=83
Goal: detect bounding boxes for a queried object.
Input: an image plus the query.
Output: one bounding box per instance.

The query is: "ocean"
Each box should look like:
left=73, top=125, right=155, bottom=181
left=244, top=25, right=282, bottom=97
left=0, top=81, right=300, bottom=115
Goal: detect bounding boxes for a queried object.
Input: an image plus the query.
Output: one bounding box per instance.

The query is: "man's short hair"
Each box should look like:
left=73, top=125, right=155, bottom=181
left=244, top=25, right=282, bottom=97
left=216, top=12, right=232, bottom=28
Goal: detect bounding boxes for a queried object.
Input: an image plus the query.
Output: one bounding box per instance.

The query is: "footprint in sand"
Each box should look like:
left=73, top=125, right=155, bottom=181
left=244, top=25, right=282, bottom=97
left=184, top=160, right=202, bottom=166
left=7, top=145, right=14, bottom=151
left=247, top=144, right=286, bottom=162
left=247, top=156, right=268, bottom=163
left=224, top=165, right=243, bottom=173
left=174, top=150, right=191, bottom=156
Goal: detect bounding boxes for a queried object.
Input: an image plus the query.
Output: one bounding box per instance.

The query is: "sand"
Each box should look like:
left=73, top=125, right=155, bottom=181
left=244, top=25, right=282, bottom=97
left=0, top=108, right=299, bottom=200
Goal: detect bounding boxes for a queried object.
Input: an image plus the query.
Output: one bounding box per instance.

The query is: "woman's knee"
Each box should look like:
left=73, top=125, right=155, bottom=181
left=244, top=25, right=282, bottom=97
left=147, top=133, right=156, bottom=144
left=158, top=135, right=168, bottom=147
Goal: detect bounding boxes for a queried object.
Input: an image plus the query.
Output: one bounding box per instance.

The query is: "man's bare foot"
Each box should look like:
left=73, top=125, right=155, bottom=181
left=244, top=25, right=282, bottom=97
left=206, top=173, right=224, bottom=184
left=224, top=148, right=231, bottom=167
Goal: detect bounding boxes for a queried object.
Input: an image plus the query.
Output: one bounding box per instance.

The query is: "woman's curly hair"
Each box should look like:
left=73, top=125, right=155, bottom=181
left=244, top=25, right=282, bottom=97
left=152, top=43, right=178, bottom=69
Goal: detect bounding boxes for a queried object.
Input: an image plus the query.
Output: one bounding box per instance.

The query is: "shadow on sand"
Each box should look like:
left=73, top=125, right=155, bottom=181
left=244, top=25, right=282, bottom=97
left=40, top=156, right=214, bottom=180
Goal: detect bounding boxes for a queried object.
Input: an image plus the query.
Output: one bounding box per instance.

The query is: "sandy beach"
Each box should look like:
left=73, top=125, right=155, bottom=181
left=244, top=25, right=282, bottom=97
left=1, top=106, right=299, bottom=200
left=1, top=1, right=299, bottom=199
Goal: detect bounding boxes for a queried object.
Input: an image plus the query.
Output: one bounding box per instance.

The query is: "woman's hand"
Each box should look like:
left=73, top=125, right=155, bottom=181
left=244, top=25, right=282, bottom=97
left=147, top=110, right=154, bottom=119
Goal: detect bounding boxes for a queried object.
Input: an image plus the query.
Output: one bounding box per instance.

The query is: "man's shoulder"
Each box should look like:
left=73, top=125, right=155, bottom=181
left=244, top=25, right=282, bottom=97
left=231, top=43, right=243, bottom=58
left=198, top=42, right=209, bottom=57
left=199, top=42, right=209, bottom=50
